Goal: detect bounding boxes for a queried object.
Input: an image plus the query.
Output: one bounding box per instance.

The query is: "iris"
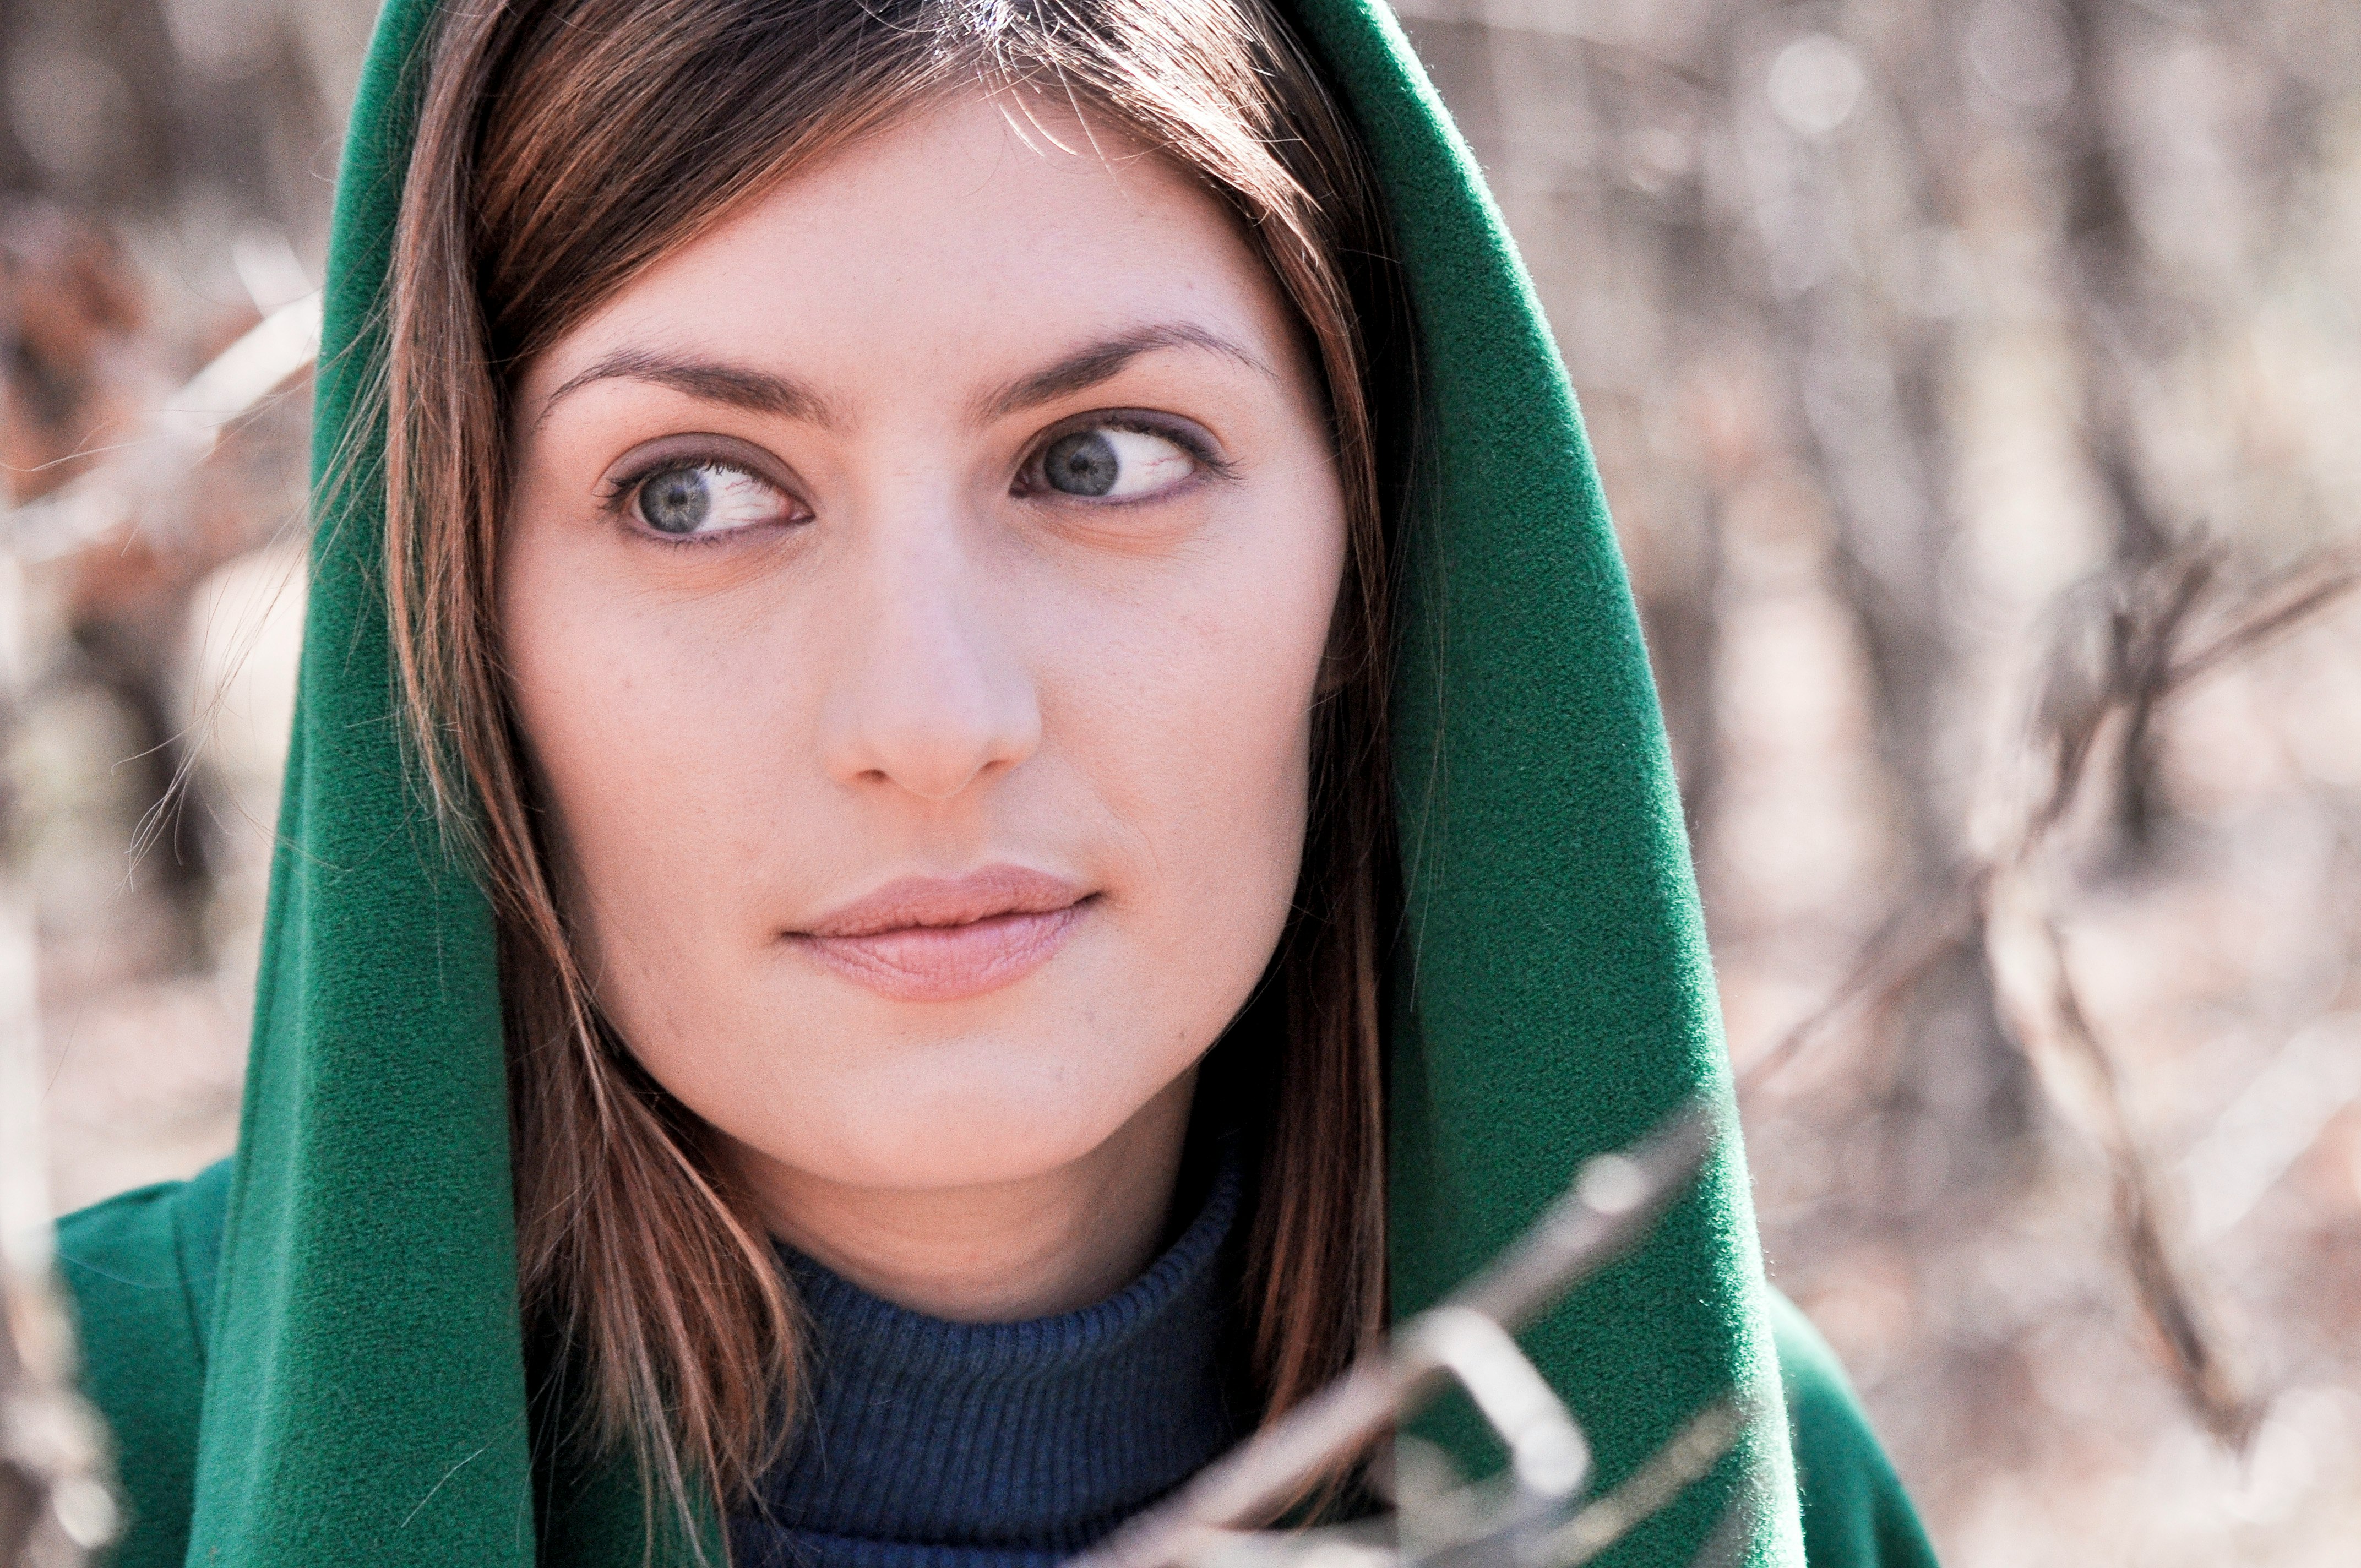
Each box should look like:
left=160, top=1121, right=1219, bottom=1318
left=641, top=466, right=712, bottom=533
left=1044, top=431, right=1122, bottom=497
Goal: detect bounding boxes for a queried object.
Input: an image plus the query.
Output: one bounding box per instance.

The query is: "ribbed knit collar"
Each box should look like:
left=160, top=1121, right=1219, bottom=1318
left=731, top=1143, right=1245, bottom=1568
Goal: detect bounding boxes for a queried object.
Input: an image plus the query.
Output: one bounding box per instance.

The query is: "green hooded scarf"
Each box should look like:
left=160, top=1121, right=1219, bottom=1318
left=57, top=3, right=1937, bottom=1566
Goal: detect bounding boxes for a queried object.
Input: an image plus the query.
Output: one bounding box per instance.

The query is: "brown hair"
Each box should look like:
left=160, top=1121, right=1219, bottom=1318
left=379, top=0, right=1409, bottom=1545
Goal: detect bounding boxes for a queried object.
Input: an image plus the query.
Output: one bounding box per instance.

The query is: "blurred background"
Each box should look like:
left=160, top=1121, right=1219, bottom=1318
left=5, top=0, right=2359, bottom=1562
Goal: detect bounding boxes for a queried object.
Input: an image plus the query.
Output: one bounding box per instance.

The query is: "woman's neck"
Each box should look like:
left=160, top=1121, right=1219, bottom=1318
left=723, top=1070, right=1197, bottom=1321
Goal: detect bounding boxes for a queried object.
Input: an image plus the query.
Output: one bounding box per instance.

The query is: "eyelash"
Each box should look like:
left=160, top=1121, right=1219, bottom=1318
left=1018, top=413, right=1233, bottom=498
left=594, top=454, right=803, bottom=548
left=595, top=411, right=1231, bottom=545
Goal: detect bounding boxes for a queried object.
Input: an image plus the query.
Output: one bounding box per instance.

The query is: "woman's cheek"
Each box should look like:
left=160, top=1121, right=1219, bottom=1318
left=501, top=520, right=762, bottom=976
left=1090, top=489, right=1337, bottom=940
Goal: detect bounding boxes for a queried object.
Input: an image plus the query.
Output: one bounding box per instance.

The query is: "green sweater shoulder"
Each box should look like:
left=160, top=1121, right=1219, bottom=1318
left=55, top=1161, right=231, bottom=1568
left=56, top=1162, right=1937, bottom=1568
left=1765, top=1289, right=1943, bottom=1568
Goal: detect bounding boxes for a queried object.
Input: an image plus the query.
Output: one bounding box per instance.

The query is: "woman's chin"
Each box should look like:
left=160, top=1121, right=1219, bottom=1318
left=736, top=1093, right=1154, bottom=1196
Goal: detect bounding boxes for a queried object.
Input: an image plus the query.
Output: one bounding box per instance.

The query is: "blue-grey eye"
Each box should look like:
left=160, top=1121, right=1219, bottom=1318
left=1040, top=427, right=1196, bottom=500
left=630, top=461, right=792, bottom=537
left=641, top=466, right=711, bottom=533
left=1045, top=432, right=1119, bottom=496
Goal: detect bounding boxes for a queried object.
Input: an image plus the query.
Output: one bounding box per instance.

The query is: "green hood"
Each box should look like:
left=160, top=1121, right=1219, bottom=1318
left=57, top=3, right=1937, bottom=1566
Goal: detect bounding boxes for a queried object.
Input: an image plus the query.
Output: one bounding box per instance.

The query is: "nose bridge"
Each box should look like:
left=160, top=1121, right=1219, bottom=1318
left=822, top=490, right=1041, bottom=802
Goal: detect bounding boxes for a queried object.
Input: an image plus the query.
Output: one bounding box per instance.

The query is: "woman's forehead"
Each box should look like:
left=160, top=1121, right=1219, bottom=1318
left=517, top=91, right=1300, bottom=426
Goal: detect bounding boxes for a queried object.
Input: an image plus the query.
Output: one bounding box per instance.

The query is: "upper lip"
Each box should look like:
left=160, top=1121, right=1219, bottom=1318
left=794, top=866, right=1089, bottom=939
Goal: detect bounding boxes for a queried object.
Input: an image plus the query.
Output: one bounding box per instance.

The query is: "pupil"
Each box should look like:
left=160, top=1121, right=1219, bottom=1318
left=641, top=467, right=711, bottom=533
left=1044, top=431, right=1120, bottom=497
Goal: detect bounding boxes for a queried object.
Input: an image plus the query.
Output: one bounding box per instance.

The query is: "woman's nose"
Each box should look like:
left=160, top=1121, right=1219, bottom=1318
left=818, top=526, right=1042, bottom=802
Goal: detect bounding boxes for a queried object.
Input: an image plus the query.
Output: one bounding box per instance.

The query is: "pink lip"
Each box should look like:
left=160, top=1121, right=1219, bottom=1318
left=787, top=867, right=1091, bottom=1003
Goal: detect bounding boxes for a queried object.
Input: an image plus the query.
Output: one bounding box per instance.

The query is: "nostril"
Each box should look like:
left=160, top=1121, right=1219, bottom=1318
left=817, top=565, right=1043, bottom=796
left=837, top=708, right=1033, bottom=801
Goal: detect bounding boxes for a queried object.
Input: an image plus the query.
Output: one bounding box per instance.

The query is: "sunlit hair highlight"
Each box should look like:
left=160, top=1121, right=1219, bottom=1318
left=379, top=0, right=1409, bottom=1551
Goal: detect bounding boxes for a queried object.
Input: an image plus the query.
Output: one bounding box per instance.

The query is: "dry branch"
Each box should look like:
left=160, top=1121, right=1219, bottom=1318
left=1986, top=897, right=2259, bottom=1445
left=1739, top=534, right=2361, bottom=1444
left=1735, top=872, right=1988, bottom=1096
left=1073, top=1110, right=1717, bottom=1568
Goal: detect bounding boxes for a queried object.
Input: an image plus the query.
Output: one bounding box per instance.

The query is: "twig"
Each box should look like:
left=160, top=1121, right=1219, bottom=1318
left=1738, top=536, right=2360, bottom=1445
left=2098, top=547, right=2218, bottom=848
left=1734, top=870, right=1987, bottom=1095
left=2180, top=1014, right=2361, bottom=1245
left=4, top=292, right=322, bottom=566
left=1070, top=1109, right=1717, bottom=1568
left=1540, top=1396, right=1749, bottom=1568
left=1992, top=903, right=2257, bottom=1446
left=2164, top=547, right=2361, bottom=690
left=1744, top=537, right=2361, bottom=1096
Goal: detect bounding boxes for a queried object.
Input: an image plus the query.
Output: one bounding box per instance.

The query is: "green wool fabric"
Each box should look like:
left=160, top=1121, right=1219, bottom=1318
left=55, top=2, right=1938, bottom=1566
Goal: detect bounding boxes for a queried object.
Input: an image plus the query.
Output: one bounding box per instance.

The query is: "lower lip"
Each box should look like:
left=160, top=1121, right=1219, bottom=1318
left=791, top=902, right=1087, bottom=1003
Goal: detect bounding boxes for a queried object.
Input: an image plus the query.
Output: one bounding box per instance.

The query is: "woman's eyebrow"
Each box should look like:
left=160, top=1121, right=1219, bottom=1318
left=537, top=348, right=839, bottom=428
left=978, top=324, right=1273, bottom=420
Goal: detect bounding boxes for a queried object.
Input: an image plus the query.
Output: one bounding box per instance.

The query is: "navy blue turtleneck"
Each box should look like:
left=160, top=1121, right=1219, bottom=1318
left=730, top=1146, right=1245, bottom=1568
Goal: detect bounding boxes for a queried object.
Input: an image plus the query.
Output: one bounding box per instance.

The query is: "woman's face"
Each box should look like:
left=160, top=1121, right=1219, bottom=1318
left=502, top=94, right=1346, bottom=1201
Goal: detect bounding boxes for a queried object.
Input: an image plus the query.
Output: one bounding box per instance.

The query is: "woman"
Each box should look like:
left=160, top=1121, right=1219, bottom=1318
left=58, top=2, right=1937, bottom=1566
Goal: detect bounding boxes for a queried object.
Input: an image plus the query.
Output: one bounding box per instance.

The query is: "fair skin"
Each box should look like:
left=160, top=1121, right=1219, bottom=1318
left=500, top=92, right=1346, bottom=1320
